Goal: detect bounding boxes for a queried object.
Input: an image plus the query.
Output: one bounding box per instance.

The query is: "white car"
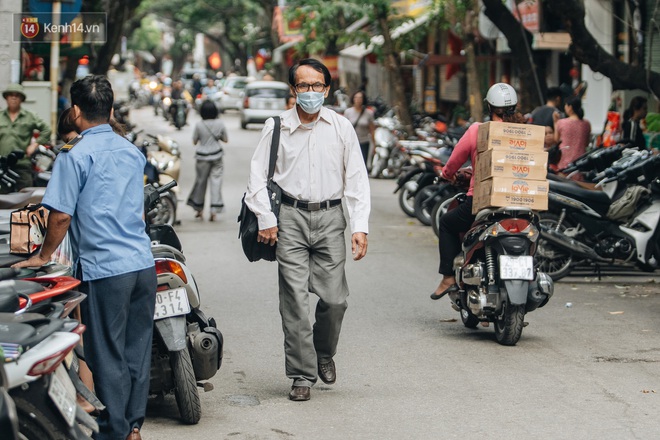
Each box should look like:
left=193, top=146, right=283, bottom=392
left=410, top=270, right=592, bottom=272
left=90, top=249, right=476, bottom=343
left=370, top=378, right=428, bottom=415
left=240, top=81, right=290, bottom=129
left=214, top=76, right=250, bottom=111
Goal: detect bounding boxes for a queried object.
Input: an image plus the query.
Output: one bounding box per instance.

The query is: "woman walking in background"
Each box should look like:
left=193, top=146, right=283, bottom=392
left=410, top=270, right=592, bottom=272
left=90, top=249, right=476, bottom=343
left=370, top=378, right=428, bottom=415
left=187, top=100, right=228, bottom=221
left=343, top=90, right=375, bottom=166
left=554, top=96, right=591, bottom=172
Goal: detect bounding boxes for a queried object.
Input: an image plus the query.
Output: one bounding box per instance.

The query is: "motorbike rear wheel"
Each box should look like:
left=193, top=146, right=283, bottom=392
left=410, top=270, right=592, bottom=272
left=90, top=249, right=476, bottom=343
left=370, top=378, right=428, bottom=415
left=535, top=213, right=574, bottom=281
left=171, top=348, right=201, bottom=425
left=12, top=394, right=69, bottom=440
left=494, top=302, right=525, bottom=346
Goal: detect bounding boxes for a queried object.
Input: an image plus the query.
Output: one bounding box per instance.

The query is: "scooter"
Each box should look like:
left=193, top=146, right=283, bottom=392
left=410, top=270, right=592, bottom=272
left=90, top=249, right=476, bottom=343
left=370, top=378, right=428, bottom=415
left=0, top=283, right=99, bottom=439
left=0, top=360, right=19, bottom=440
left=144, top=182, right=223, bottom=424
left=536, top=151, right=660, bottom=280
left=447, top=205, right=554, bottom=346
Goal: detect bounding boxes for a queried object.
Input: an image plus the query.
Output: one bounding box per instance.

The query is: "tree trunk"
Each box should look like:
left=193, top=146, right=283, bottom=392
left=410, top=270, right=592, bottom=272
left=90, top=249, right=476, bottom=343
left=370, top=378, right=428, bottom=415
left=464, top=9, right=483, bottom=122
left=91, top=0, right=142, bottom=75
left=377, top=12, right=413, bottom=135
left=482, top=0, right=545, bottom=111
left=545, top=0, right=660, bottom=96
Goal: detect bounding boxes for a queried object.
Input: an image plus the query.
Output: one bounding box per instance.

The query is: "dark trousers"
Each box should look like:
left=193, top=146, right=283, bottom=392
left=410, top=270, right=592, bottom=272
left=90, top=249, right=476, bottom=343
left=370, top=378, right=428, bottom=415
left=79, top=267, right=157, bottom=440
left=359, top=141, right=370, bottom=164
left=438, top=196, right=474, bottom=276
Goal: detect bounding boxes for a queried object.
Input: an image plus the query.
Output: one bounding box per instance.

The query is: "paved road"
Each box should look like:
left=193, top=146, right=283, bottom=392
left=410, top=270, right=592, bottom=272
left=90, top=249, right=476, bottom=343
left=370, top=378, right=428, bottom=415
left=133, top=106, right=660, bottom=440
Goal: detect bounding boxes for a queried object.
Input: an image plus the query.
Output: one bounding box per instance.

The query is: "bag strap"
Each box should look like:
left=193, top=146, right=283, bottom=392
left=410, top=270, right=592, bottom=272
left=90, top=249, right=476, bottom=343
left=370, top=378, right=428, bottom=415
left=267, top=116, right=281, bottom=180
left=352, top=107, right=366, bottom=128
left=203, top=121, right=221, bottom=143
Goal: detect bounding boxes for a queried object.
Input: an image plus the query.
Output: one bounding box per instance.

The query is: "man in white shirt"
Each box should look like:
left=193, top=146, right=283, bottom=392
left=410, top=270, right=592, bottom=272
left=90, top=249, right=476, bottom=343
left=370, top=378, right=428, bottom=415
left=245, top=58, right=370, bottom=402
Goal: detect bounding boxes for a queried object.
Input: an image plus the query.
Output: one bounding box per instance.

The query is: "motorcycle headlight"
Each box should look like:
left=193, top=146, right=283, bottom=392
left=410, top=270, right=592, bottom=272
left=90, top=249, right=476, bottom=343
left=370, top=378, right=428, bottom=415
left=163, top=97, right=172, bottom=106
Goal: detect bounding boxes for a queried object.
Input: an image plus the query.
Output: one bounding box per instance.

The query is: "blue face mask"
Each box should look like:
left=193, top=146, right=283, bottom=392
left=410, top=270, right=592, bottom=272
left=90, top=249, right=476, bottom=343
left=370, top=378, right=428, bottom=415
left=296, top=91, right=325, bottom=114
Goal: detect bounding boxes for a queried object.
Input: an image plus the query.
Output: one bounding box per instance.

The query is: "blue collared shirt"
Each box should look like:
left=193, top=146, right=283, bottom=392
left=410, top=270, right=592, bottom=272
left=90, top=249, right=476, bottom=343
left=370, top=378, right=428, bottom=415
left=42, top=124, right=153, bottom=281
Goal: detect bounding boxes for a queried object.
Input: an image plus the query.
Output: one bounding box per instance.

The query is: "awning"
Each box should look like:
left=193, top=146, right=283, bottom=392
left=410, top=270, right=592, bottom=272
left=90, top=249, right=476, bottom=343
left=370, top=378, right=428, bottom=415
left=339, top=13, right=430, bottom=60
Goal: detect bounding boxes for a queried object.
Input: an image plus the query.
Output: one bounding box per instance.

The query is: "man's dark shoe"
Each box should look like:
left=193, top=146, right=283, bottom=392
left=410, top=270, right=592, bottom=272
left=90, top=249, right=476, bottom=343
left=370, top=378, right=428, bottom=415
left=318, top=359, right=336, bottom=385
left=289, top=386, right=310, bottom=401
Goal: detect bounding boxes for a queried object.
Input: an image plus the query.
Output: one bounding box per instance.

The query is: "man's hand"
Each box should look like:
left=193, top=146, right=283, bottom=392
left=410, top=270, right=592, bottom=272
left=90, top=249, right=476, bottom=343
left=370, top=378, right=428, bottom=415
left=26, top=142, right=38, bottom=157
left=258, top=226, right=278, bottom=246
left=12, top=253, right=50, bottom=269
left=351, top=232, right=368, bottom=261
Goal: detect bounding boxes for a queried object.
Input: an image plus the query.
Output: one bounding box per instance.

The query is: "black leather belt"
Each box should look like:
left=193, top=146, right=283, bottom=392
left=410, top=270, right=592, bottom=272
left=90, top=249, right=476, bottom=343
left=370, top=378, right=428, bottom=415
left=281, top=194, right=341, bottom=211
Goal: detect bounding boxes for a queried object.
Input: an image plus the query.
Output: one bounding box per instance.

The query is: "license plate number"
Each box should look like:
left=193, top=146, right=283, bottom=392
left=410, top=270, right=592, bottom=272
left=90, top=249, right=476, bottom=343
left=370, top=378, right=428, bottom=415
left=499, top=255, right=534, bottom=280
left=48, top=364, right=76, bottom=427
left=154, top=287, right=190, bottom=320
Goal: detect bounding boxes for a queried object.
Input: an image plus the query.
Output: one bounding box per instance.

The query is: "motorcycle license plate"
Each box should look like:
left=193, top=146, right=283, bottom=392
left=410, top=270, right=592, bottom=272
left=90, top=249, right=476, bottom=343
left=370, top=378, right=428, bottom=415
left=48, top=364, right=77, bottom=427
left=154, top=287, right=190, bottom=320
left=499, top=256, right=534, bottom=280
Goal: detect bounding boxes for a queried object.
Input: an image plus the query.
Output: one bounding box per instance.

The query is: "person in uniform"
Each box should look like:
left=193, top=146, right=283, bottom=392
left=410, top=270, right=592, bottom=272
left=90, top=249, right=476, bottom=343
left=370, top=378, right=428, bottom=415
left=14, top=75, right=156, bottom=440
left=0, top=83, right=51, bottom=192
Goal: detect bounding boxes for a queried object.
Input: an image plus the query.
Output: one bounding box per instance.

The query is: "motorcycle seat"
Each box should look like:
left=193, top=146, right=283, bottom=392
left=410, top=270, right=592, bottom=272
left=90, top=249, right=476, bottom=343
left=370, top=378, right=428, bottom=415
left=0, top=192, right=34, bottom=210
left=151, top=243, right=186, bottom=264
left=549, top=180, right=612, bottom=215
left=0, top=314, right=65, bottom=348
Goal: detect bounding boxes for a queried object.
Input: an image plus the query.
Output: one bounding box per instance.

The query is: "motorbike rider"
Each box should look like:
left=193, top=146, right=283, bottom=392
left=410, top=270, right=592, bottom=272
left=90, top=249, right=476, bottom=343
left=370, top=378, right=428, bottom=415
left=431, top=83, right=527, bottom=301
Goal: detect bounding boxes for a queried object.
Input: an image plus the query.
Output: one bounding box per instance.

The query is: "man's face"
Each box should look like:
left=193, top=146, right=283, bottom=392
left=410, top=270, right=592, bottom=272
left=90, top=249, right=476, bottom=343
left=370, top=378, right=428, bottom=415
left=292, top=65, right=329, bottom=99
left=4, top=93, right=22, bottom=112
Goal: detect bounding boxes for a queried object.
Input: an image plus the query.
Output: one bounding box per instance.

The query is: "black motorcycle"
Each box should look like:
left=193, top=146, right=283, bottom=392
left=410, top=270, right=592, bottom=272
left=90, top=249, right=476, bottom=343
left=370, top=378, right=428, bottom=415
left=447, top=204, right=554, bottom=345
left=536, top=151, right=660, bottom=280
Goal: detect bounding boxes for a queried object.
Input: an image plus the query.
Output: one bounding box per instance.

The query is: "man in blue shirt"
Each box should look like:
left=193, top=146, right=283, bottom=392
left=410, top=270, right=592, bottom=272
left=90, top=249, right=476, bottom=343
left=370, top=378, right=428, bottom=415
left=15, top=75, right=156, bottom=440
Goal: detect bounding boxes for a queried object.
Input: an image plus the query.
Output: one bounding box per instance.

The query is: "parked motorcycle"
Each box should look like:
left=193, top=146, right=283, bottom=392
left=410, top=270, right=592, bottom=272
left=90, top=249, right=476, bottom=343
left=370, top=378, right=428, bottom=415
left=536, top=151, right=660, bottom=280
left=0, top=282, right=99, bottom=439
left=144, top=182, right=223, bottom=424
left=414, top=166, right=471, bottom=226
left=394, top=145, right=450, bottom=217
left=145, top=133, right=180, bottom=226
left=447, top=204, right=554, bottom=345
left=0, top=360, right=19, bottom=440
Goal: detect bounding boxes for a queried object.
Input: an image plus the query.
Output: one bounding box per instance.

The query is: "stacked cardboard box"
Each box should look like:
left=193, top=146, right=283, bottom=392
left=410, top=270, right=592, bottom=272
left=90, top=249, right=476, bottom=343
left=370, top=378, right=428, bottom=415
left=472, top=122, right=549, bottom=214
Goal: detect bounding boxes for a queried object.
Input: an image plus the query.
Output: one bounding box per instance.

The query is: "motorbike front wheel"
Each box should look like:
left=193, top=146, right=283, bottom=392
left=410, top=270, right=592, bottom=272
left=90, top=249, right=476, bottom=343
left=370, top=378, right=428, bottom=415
left=171, top=348, right=201, bottom=425
left=148, top=193, right=176, bottom=226
left=398, top=180, right=419, bottom=218
left=494, top=302, right=525, bottom=346
left=535, top=213, right=574, bottom=281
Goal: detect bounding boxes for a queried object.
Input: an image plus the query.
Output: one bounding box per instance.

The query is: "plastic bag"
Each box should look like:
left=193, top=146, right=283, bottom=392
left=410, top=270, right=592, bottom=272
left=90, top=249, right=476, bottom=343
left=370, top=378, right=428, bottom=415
left=50, top=232, right=73, bottom=269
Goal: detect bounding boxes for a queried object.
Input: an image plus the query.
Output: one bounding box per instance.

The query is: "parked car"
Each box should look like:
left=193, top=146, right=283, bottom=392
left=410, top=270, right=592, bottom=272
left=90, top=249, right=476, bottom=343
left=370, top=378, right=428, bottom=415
left=240, top=81, right=290, bottom=129
left=215, top=76, right=251, bottom=111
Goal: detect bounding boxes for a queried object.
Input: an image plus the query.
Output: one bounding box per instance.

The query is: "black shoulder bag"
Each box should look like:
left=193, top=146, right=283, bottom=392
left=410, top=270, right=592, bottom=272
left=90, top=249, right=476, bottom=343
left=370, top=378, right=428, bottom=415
left=237, top=116, right=282, bottom=262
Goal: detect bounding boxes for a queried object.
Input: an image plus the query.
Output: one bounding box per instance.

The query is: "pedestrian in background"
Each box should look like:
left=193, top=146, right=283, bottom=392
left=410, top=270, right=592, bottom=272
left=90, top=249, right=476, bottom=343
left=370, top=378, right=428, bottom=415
left=343, top=90, right=375, bottom=165
left=555, top=96, right=591, bottom=172
left=529, top=86, right=564, bottom=127
left=622, top=96, right=648, bottom=149
left=14, top=75, right=156, bottom=440
left=245, top=58, right=370, bottom=402
left=187, top=99, right=227, bottom=221
left=0, top=83, right=51, bottom=192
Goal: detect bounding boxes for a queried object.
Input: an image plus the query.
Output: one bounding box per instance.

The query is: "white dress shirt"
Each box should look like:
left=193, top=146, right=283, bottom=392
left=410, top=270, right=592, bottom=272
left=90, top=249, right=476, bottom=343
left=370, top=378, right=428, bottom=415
left=245, top=106, right=370, bottom=234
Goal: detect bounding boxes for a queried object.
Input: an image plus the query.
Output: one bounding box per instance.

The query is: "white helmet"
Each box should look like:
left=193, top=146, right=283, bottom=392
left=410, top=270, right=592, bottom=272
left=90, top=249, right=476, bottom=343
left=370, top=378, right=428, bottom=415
left=485, top=83, right=518, bottom=108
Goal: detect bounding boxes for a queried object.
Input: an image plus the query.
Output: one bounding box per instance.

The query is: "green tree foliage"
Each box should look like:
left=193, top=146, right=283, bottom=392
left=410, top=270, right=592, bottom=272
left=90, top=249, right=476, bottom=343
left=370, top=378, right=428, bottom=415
left=129, top=16, right=161, bottom=53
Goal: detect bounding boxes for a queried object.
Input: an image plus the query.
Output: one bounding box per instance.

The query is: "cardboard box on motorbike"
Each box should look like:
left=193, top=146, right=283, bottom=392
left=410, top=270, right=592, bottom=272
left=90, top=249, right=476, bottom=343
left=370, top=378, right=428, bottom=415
left=473, top=177, right=549, bottom=214
left=476, top=150, right=549, bottom=182
left=477, top=122, right=545, bottom=153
